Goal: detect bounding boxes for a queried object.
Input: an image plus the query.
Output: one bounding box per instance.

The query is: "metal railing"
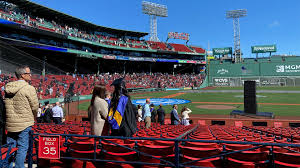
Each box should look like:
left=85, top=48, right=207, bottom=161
left=0, top=142, right=16, bottom=168
left=25, top=130, right=300, bottom=168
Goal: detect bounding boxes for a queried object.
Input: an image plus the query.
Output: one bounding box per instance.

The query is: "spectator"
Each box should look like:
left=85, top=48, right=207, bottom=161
left=150, top=104, right=157, bottom=123
left=36, top=103, right=42, bottom=123
left=157, top=104, right=165, bottom=125
left=61, top=103, right=66, bottom=121
left=142, top=98, right=151, bottom=129
left=137, top=104, right=143, bottom=122
left=0, top=94, right=6, bottom=146
left=108, top=78, right=136, bottom=137
left=89, top=85, right=108, bottom=136
left=42, top=101, right=52, bottom=123
left=49, top=87, right=53, bottom=96
left=170, top=104, right=180, bottom=125
left=4, top=65, right=38, bottom=168
left=181, top=106, right=192, bottom=126
left=52, top=102, right=64, bottom=124
left=104, top=91, right=111, bottom=107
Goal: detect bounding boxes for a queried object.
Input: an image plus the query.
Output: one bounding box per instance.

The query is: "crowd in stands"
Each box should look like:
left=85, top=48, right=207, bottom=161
left=0, top=3, right=205, bottom=54
left=0, top=72, right=205, bottom=99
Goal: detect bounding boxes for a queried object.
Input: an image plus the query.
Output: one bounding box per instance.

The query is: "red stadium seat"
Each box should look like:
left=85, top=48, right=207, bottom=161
left=101, top=141, right=135, bottom=153
left=180, top=146, right=221, bottom=159
left=227, top=157, right=267, bottom=168
left=275, top=160, right=300, bottom=168
left=184, top=142, right=220, bottom=148
left=103, top=151, right=137, bottom=168
left=70, top=149, right=101, bottom=168
left=227, top=150, right=269, bottom=167
left=274, top=152, right=300, bottom=165
left=224, top=144, right=254, bottom=151
left=181, top=155, right=222, bottom=168
left=138, top=144, right=174, bottom=168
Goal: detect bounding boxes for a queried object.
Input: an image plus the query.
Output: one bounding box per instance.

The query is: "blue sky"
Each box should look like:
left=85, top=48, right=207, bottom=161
left=30, top=0, right=300, bottom=57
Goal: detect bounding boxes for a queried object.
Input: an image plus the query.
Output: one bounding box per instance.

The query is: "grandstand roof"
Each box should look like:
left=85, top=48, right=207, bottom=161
left=6, top=0, right=148, bottom=38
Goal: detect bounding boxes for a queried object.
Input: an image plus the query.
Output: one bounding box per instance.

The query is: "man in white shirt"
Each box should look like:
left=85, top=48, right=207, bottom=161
left=52, top=102, right=64, bottom=124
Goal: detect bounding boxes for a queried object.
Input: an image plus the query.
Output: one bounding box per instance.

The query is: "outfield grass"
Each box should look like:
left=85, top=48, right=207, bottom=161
left=79, top=88, right=300, bottom=116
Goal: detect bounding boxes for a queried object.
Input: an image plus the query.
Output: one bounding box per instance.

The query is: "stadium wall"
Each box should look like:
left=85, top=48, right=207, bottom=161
left=208, top=58, right=300, bottom=86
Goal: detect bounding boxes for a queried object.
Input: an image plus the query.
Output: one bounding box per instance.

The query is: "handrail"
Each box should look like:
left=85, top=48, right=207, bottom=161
left=0, top=142, right=16, bottom=168
left=28, top=130, right=300, bottom=168
left=176, top=124, right=198, bottom=139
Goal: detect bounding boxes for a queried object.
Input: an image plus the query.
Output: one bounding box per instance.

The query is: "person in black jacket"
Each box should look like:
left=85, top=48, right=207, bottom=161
left=0, top=95, right=6, bottom=145
left=42, top=101, right=53, bottom=123
left=157, top=104, right=165, bottom=125
left=150, top=104, right=157, bottom=123
left=108, top=78, right=137, bottom=137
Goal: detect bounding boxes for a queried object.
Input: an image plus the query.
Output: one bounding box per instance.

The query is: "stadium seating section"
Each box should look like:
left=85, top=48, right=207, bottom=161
left=0, top=8, right=205, bottom=54
left=0, top=73, right=205, bottom=99
left=23, top=122, right=300, bottom=168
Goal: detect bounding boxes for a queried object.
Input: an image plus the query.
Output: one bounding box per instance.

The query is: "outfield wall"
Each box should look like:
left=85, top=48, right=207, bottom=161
left=209, top=58, right=300, bottom=86
left=39, top=87, right=202, bottom=104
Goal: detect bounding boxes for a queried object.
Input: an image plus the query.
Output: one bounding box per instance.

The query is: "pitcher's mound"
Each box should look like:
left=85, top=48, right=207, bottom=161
left=197, top=105, right=236, bottom=110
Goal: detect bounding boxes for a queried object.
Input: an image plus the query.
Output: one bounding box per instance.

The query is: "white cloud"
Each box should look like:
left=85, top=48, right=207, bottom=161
left=269, top=20, right=280, bottom=28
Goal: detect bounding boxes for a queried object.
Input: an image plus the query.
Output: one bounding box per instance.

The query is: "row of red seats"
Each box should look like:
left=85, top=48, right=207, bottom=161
left=31, top=122, right=300, bottom=168
left=183, top=125, right=300, bottom=167
left=32, top=121, right=197, bottom=167
left=246, top=126, right=300, bottom=140
left=169, top=43, right=192, bottom=52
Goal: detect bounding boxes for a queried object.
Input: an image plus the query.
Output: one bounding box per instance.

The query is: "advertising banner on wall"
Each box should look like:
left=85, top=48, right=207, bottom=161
left=212, top=47, right=232, bottom=55
left=251, top=45, right=276, bottom=53
left=260, top=62, right=300, bottom=76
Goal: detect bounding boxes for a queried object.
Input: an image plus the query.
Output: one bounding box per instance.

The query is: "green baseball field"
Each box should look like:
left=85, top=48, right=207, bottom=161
left=78, top=86, right=300, bottom=118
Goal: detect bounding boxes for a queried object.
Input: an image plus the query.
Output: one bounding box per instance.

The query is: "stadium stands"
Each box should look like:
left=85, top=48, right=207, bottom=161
left=0, top=5, right=205, bottom=54
left=169, top=43, right=193, bottom=53
left=0, top=73, right=205, bottom=99
left=191, top=46, right=206, bottom=54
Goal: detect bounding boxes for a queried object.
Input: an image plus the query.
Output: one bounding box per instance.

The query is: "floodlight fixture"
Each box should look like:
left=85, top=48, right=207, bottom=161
left=226, top=9, right=247, bottom=19
left=226, top=9, right=247, bottom=63
left=142, top=1, right=168, bottom=41
left=142, top=1, right=168, bottom=17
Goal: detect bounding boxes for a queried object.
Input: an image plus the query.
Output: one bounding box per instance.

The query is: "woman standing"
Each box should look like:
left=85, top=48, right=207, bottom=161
left=137, top=105, right=143, bottom=122
left=89, top=84, right=108, bottom=136
left=181, top=106, right=192, bottom=126
left=108, top=78, right=137, bottom=137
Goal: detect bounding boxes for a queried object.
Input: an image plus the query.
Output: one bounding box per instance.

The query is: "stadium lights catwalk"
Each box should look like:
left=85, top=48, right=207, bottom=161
left=142, top=1, right=168, bottom=42
left=226, top=9, right=247, bottom=63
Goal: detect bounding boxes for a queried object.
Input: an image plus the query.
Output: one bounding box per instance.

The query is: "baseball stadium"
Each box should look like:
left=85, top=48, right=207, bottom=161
left=0, top=0, right=300, bottom=168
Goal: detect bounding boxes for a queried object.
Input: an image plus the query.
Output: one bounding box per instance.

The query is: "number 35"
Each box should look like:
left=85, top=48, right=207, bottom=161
left=43, top=147, right=56, bottom=155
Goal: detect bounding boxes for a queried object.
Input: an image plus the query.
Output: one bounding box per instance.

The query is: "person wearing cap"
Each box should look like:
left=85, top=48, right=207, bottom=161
left=108, top=78, right=137, bottom=137
left=42, top=101, right=53, bottom=123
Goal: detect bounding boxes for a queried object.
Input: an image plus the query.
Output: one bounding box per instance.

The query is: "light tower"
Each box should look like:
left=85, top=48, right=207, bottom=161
left=142, top=1, right=168, bottom=42
left=226, top=9, right=247, bottom=63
